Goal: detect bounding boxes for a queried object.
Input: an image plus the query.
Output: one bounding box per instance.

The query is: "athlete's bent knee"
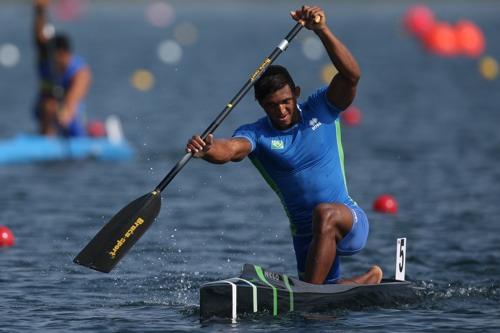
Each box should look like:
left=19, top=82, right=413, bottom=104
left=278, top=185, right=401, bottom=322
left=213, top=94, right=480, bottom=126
left=312, top=204, right=341, bottom=237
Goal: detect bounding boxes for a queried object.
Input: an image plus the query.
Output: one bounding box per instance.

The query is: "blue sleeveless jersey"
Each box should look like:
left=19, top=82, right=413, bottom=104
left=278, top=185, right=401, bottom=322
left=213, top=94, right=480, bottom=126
left=233, top=87, right=356, bottom=232
left=38, top=55, right=87, bottom=92
left=36, top=55, right=87, bottom=136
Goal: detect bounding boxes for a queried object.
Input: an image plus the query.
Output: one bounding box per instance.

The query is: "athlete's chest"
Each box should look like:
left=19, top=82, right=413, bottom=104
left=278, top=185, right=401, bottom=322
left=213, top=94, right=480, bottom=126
left=256, top=113, right=338, bottom=171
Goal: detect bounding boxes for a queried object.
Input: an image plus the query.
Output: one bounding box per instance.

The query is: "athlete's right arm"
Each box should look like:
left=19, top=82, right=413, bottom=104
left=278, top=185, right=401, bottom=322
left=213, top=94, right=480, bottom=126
left=186, top=134, right=252, bottom=164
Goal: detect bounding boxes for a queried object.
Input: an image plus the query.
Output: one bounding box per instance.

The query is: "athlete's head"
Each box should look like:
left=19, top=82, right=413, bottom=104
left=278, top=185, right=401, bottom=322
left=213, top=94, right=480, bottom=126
left=50, top=33, right=72, bottom=71
left=254, top=65, right=301, bottom=130
left=53, top=33, right=72, bottom=52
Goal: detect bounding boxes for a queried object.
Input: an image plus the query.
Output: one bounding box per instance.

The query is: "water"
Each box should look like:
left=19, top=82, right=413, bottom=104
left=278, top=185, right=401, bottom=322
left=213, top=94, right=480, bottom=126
left=1, top=1, right=500, bottom=332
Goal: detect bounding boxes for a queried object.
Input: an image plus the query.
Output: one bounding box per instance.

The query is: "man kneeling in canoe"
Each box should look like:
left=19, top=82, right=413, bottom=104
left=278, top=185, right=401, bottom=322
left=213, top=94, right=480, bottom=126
left=33, top=0, right=91, bottom=136
left=186, top=6, right=382, bottom=284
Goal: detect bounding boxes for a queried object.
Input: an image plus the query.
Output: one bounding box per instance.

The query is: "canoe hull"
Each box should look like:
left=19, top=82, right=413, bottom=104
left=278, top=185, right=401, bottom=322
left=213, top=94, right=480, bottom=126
left=0, top=134, right=133, bottom=165
left=200, top=264, right=416, bottom=321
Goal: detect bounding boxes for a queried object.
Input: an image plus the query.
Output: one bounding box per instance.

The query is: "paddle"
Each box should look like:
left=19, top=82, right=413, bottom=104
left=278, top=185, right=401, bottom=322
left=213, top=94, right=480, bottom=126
left=73, top=22, right=306, bottom=273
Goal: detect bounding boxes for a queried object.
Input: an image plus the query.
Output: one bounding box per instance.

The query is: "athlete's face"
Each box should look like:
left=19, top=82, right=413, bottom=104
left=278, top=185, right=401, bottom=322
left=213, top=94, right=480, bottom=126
left=260, top=85, right=301, bottom=130
left=55, top=50, right=71, bottom=72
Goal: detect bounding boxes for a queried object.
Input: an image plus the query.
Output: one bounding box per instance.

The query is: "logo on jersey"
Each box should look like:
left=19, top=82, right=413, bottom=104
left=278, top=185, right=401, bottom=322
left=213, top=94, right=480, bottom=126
left=271, top=139, right=284, bottom=150
left=309, top=118, right=322, bottom=131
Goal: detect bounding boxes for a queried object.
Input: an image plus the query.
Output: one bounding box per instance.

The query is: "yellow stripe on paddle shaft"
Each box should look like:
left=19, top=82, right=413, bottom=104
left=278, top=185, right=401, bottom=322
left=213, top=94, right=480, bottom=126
left=250, top=58, right=271, bottom=82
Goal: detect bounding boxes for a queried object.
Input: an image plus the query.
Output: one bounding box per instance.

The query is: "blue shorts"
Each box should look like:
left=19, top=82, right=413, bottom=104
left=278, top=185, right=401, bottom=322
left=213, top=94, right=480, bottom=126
left=292, top=204, right=369, bottom=284
left=61, top=118, right=87, bottom=137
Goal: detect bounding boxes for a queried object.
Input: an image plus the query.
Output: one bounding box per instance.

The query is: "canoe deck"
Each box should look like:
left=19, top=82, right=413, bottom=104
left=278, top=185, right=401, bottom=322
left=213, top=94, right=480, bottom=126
left=200, top=264, right=416, bottom=321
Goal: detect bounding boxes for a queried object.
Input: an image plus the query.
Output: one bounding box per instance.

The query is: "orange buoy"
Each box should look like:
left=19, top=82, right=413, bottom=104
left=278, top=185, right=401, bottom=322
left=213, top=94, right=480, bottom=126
left=403, top=4, right=436, bottom=38
left=0, top=226, right=15, bottom=247
left=423, top=22, right=459, bottom=57
left=373, top=195, right=398, bottom=214
left=455, top=20, right=485, bottom=58
left=87, top=121, right=106, bottom=137
left=341, top=106, right=362, bottom=126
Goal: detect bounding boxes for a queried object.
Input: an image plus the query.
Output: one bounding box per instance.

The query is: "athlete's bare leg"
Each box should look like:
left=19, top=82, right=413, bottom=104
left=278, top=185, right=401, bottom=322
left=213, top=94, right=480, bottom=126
left=40, top=97, right=58, bottom=136
left=304, top=203, right=354, bottom=284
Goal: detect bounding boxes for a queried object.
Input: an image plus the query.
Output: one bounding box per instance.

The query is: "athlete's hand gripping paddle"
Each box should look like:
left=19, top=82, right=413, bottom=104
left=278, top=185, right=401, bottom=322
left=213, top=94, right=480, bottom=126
left=73, top=21, right=306, bottom=273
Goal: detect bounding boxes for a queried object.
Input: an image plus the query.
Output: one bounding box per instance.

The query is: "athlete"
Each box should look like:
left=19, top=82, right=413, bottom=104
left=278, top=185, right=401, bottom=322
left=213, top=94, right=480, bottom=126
left=186, top=6, right=382, bottom=284
left=33, top=0, right=91, bottom=136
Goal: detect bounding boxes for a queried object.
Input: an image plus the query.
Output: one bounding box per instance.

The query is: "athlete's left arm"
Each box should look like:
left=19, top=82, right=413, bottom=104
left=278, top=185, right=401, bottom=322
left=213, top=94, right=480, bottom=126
left=33, top=0, right=49, bottom=63
left=319, top=27, right=361, bottom=111
left=58, top=67, right=92, bottom=126
left=292, top=6, right=361, bottom=110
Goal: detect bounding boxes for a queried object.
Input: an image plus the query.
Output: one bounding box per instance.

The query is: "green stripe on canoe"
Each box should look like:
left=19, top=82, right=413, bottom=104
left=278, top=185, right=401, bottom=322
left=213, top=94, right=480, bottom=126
left=254, top=265, right=278, bottom=316
left=283, top=274, right=294, bottom=312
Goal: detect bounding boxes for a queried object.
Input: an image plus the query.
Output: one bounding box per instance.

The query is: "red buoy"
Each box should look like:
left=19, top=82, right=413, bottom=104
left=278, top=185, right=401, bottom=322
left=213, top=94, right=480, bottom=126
left=341, top=106, right=362, bottom=126
left=86, top=120, right=106, bottom=137
left=423, top=22, right=459, bottom=57
left=455, top=20, right=485, bottom=58
left=0, top=226, right=15, bottom=247
left=403, top=4, right=436, bottom=39
left=54, top=0, right=88, bottom=22
left=373, top=194, right=398, bottom=214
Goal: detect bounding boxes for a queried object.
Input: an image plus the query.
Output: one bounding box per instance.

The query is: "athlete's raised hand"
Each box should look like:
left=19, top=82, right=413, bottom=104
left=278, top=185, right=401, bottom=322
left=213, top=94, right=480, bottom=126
left=291, top=5, right=326, bottom=31
left=186, top=134, right=214, bottom=158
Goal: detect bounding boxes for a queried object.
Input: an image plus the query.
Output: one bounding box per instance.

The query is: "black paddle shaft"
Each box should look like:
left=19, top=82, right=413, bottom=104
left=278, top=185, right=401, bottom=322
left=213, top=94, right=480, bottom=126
left=155, top=22, right=304, bottom=192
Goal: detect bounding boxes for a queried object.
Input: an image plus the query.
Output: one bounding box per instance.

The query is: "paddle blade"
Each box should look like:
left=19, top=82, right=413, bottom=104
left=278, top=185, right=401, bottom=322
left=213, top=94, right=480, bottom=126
left=73, top=191, right=162, bottom=273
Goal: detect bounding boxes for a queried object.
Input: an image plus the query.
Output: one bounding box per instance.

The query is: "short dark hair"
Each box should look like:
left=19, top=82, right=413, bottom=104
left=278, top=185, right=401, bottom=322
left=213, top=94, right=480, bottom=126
left=254, top=65, right=296, bottom=103
left=52, top=33, right=72, bottom=52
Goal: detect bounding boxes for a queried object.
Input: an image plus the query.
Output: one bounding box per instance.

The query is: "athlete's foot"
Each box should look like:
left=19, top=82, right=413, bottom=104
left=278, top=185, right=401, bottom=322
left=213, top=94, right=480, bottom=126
left=338, top=265, right=383, bottom=285
left=366, top=265, right=383, bottom=284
